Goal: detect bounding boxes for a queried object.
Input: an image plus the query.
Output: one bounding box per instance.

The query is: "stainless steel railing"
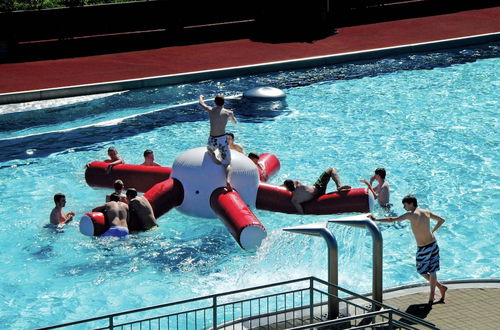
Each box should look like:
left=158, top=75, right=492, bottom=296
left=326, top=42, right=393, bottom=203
left=38, top=276, right=438, bottom=330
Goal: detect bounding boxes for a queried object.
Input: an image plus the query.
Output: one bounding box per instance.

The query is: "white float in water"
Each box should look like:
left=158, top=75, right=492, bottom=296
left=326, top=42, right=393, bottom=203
left=172, top=147, right=260, bottom=218
left=243, top=86, right=286, bottom=101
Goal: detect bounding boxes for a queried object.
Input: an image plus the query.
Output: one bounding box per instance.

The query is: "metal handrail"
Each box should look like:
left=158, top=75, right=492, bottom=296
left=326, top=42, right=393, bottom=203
left=38, top=276, right=437, bottom=330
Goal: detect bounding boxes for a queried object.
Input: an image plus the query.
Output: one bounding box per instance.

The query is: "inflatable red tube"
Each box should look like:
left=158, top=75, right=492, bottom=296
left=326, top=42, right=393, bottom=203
left=256, top=183, right=373, bottom=214
left=257, top=153, right=280, bottom=182
left=79, top=212, right=108, bottom=236
left=85, top=161, right=172, bottom=192
left=210, top=188, right=267, bottom=249
left=143, top=178, right=184, bottom=219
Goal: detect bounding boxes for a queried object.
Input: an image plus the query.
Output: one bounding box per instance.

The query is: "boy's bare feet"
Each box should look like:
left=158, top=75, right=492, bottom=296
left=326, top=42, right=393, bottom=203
left=438, top=285, right=448, bottom=302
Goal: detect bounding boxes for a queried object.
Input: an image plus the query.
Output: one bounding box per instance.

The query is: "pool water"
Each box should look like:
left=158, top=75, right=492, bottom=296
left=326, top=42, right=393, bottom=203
left=0, top=44, right=499, bottom=328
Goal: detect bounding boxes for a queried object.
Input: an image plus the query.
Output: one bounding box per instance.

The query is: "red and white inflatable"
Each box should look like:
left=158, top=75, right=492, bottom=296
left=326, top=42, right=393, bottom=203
left=83, top=148, right=373, bottom=249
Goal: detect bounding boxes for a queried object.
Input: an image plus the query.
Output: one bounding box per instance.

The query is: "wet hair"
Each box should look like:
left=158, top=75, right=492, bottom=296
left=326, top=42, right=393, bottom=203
left=108, top=147, right=117, bottom=153
left=248, top=152, right=259, bottom=160
left=375, top=168, right=386, bottom=180
left=143, top=149, right=153, bottom=157
left=402, top=195, right=418, bottom=207
left=283, top=180, right=295, bottom=192
left=126, top=188, right=138, bottom=198
left=54, top=193, right=65, bottom=204
left=226, top=132, right=235, bottom=139
left=214, top=95, right=224, bottom=106
left=109, top=192, right=121, bottom=202
left=114, top=179, right=124, bottom=190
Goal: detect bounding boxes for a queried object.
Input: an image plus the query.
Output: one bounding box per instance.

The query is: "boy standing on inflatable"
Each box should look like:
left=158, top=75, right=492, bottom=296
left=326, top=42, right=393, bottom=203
left=199, top=94, right=237, bottom=190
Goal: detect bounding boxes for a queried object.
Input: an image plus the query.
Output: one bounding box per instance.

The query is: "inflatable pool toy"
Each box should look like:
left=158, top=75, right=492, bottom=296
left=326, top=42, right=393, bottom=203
left=83, top=149, right=373, bottom=249
left=243, top=87, right=286, bottom=101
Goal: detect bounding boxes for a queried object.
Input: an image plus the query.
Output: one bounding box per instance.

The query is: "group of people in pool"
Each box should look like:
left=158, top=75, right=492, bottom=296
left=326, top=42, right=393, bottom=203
left=50, top=148, right=162, bottom=237
left=199, top=93, right=447, bottom=305
left=50, top=93, right=448, bottom=305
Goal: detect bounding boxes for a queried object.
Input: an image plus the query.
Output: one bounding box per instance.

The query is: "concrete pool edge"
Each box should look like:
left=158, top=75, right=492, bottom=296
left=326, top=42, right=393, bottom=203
left=1, top=32, right=499, bottom=105
left=359, top=278, right=500, bottom=300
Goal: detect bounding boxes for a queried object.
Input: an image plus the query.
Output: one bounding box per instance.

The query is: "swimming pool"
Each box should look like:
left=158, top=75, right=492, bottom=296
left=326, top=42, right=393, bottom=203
left=0, top=43, right=498, bottom=328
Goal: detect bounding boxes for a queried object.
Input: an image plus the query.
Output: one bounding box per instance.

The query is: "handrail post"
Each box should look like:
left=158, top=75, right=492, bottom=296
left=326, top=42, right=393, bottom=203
left=108, top=316, right=113, bottom=329
left=212, top=296, right=217, bottom=330
left=366, top=220, right=383, bottom=308
left=283, top=223, right=339, bottom=321
left=309, top=278, right=314, bottom=325
left=329, top=214, right=384, bottom=306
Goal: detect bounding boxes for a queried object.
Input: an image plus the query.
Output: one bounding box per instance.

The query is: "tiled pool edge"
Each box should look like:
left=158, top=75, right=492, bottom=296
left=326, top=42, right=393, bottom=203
left=1, top=32, right=499, bottom=105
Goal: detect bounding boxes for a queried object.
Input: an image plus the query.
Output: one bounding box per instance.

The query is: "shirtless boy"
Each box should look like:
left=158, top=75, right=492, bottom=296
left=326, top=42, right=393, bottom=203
left=283, top=167, right=351, bottom=214
left=105, top=179, right=128, bottom=204
left=92, top=193, right=129, bottom=238
left=369, top=195, right=447, bottom=304
left=104, top=147, right=125, bottom=174
left=199, top=95, right=237, bottom=190
left=50, top=193, right=75, bottom=228
left=126, top=188, right=157, bottom=231
left=141, top=149, right=161, bottom=166
left=360, top=168, right=390, bottom=207
left=226, top=132, right=244, bottom=154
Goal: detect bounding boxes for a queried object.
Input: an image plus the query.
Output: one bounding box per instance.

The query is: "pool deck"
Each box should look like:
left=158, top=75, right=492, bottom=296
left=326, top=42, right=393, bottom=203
left=0, top=6, right=499, bottom=104
left=380, top=280, right=500, bottom=329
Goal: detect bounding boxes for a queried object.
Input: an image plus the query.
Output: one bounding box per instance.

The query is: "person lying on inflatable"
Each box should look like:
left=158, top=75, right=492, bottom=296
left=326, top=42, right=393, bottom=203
left=283, top=167, right=351, bottom=214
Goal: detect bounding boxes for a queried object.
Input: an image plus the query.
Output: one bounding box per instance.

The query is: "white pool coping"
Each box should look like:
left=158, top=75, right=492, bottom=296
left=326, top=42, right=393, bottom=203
left=0, top=32, right=498, bottom=105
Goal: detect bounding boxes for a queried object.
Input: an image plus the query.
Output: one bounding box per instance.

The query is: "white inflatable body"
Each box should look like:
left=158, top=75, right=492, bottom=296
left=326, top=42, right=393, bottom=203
left=172, top=147, right=260, bottom=218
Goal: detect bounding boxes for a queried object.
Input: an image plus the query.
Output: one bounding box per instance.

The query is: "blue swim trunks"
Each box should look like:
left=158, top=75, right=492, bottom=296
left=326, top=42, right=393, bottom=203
left=101, top=226, right=129, bottom=238
left=416, top=241, right=440, bottom=275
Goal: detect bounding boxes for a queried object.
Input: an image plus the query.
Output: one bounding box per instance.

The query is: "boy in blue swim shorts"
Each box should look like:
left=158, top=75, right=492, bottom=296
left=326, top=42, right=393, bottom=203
left=369, top=195, right=448, bottom=305
left=92, top=193, right=129, bottom=239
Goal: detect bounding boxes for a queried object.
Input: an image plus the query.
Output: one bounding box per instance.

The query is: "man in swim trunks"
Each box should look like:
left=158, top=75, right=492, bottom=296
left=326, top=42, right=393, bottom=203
left=50, top=193, right=75, bottom=229
left=283, top=167, right=351, bottom=214
left=199, top=94, right=237, bottom=190
left=92, top=193, right=129, bottom=238
left=126, top=188, right=157, bottom=232
left=369, top=195, right=447, bottom=304
left=360, top=168, right=390, bottom=207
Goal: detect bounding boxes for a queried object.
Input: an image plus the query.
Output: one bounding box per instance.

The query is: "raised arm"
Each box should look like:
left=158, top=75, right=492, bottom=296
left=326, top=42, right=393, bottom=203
left=429, top=212, right=445, bottom=233
left=360, top=179, right=378, bottom=199
left=199, top=95, right=212, bottom=111
left=92, top=204, right=106, bottom=213
left=369, top=212, right=410, bottom=223
left=228, top=110, right=237, bottom=124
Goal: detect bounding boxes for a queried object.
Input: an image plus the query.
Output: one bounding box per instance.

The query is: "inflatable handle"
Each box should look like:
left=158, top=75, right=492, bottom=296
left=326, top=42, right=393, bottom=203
left=210, top=187, right=267, bottom=249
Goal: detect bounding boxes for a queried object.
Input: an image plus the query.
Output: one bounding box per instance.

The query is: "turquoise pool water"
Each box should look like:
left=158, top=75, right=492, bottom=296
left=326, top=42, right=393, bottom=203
left=0, top=44, right=498, bottom=328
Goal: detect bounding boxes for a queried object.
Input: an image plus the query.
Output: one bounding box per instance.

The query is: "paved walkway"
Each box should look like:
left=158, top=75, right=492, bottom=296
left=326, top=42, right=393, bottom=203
left=0, top=7, right=499, bottom=95
left=383, top=281, right=500, bottom=329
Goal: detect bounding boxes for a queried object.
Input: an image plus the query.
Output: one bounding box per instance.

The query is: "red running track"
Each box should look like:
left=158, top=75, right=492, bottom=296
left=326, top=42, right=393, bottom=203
left=0, top=7, right=499, bottom=94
